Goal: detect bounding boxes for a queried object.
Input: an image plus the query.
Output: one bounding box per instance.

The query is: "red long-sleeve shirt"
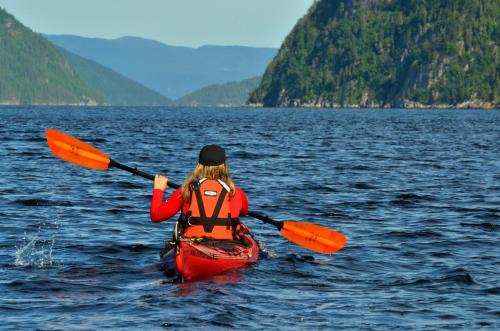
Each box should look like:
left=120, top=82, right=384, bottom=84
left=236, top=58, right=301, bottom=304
left=150, top=186, right=248, bottom=223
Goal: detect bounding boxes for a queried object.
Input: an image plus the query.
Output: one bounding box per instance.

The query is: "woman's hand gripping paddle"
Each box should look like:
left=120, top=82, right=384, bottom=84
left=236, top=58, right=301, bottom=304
left=45, top=129, right=347, bottom=254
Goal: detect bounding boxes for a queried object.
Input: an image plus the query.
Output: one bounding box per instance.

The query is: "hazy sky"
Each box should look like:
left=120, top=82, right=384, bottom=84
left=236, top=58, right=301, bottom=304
left=0, top=0, right=314, bottom=48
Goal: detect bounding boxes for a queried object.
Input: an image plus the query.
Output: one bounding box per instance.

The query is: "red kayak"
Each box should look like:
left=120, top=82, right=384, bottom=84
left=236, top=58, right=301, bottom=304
left=161, top=234, right=259, bottom=280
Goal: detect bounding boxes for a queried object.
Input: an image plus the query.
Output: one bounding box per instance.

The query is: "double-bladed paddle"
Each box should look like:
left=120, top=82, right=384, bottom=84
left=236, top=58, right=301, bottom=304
left=45, top=129, right=347, bottom=254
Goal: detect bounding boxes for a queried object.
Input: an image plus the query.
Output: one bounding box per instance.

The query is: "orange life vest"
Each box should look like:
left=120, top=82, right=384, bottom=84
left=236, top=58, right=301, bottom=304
left=183, top=178, right=240, bottom=240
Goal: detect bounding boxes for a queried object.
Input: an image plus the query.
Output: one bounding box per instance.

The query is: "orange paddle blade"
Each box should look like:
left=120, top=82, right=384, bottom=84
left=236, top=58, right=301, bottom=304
left=46, top=129, right=110, bottom=170
left=280, top=221, right=347, bottom=254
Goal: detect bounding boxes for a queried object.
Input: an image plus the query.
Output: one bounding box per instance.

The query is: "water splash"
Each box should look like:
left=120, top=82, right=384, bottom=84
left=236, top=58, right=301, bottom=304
left=258, top=240, right=277, bottom=258
left=15, top=235, right=55, bottom=268
left=14, top=217, right=60, bottom=268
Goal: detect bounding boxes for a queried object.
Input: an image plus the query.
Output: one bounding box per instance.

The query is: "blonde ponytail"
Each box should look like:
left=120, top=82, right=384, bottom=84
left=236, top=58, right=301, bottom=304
left=181, top=163, right=235, bottom=202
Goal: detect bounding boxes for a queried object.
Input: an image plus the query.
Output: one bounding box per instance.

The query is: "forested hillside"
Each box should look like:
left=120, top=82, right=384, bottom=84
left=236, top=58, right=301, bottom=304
left=249, top=0, right=500, bottom=108
left=174, top=77, right=261, bottom=107
left=0, top=7, right=101, bottom=105
left=59, top=48, right=171, bottom=106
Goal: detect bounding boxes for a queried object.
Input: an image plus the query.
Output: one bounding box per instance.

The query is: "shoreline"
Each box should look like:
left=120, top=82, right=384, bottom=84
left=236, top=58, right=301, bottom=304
left=0, top=104, right=498, bottom=110
left=247, top=101, right=499, bottom=110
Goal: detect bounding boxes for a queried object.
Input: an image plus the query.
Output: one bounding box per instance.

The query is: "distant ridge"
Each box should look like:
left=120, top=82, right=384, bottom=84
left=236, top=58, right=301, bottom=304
left=59, top=48, right=171, bottom=106
left=0, top=8, right=101, bottom=105
left=249, top=0, right=500, bottom=109
left=46, top=34, right=278, bottom=99
left=174, top=76, right=261, bottom=107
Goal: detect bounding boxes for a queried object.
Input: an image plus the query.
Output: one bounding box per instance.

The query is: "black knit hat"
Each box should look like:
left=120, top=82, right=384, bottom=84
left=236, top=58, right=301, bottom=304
left=199, top=145, right=226, bottom=166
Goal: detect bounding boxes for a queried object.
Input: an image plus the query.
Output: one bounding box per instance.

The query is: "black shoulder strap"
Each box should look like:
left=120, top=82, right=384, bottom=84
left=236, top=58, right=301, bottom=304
left=211, top=188, right=227, bottom=221
left=192, top=182, right=207, bottom=220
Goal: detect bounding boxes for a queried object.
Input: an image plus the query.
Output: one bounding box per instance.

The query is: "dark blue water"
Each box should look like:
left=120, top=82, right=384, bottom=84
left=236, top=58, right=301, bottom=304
left=1, top=106, right=499, bottom=330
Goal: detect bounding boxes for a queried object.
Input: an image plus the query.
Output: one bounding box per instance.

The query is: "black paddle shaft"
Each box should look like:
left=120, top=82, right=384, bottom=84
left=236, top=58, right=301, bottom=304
left=109, top=159, right=180, bottom=189
left=109, top=159, right=280, bottom=227
left=247, top=211, right=284, bottom=230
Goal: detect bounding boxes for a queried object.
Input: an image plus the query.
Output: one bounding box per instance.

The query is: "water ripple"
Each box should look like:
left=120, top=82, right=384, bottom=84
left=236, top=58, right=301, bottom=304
left=0, top=106, right=499, bottom=330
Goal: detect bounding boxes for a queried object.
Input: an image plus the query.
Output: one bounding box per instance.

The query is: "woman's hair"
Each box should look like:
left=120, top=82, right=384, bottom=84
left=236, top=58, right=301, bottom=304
left=181, top=163, right=235, bottom=202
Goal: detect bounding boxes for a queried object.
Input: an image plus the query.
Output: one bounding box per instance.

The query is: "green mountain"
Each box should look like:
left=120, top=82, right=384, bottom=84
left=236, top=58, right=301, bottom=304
left=0, top=7, right=101, bottom=105
left=174, top=76, right=261, bottom=107
left=59, top=48, right=171, bottom=106
left=249, top=0, right=500, bottom=109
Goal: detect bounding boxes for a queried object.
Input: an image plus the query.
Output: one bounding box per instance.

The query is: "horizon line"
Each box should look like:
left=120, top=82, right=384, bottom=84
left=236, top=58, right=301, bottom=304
left=44, top=33, right=280, bottom=50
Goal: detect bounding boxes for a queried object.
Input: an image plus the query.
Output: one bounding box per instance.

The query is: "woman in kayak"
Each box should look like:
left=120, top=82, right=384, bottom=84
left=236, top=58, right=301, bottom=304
left=150, top=145, right=249, bottom=240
